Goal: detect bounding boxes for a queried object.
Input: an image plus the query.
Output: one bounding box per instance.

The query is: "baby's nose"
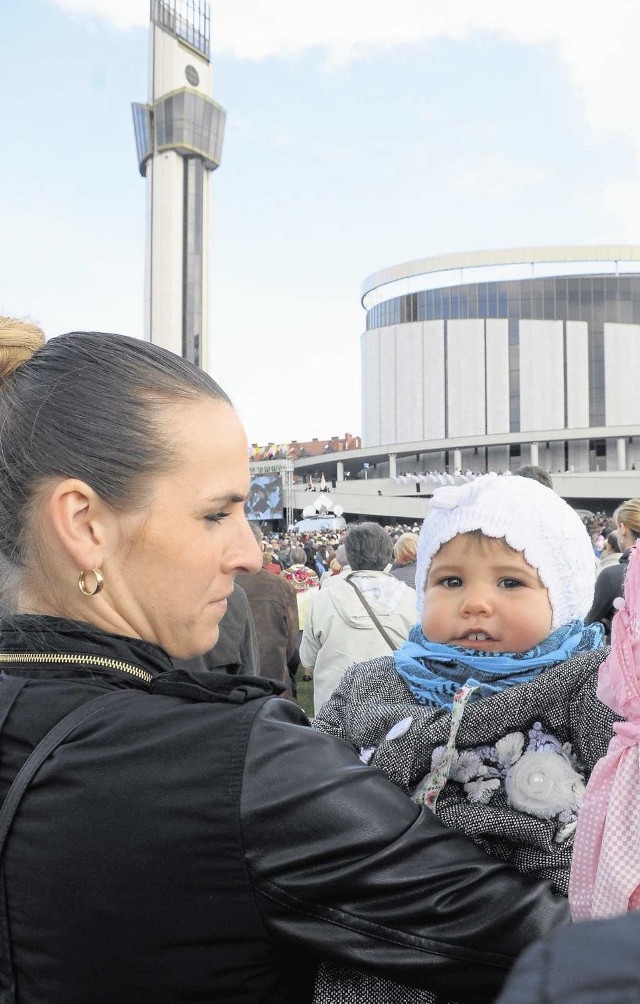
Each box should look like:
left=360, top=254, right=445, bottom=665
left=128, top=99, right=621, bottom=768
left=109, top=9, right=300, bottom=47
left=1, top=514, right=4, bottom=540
left=460, top=588, right=493, bottom=614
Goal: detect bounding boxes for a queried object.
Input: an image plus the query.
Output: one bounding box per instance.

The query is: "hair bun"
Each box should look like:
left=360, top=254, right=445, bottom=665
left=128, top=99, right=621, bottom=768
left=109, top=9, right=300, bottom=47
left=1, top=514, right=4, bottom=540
left=0, top=317, right=45, bottom=380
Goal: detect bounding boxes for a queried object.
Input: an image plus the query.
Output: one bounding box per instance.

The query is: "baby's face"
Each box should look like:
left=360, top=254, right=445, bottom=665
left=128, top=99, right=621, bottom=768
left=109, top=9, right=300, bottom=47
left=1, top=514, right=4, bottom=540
left=422, top=533, right=553, bottom=654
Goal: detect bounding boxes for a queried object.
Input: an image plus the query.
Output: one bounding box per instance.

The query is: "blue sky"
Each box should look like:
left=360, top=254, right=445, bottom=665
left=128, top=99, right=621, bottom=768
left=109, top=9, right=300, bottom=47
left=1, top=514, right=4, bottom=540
left=2, top=0, right=639, bottom=444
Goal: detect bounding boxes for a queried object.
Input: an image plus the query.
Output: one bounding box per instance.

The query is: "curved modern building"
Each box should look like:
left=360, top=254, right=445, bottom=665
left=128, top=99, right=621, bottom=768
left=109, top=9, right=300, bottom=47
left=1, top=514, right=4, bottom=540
left=361, top=246, right=640, bottom=474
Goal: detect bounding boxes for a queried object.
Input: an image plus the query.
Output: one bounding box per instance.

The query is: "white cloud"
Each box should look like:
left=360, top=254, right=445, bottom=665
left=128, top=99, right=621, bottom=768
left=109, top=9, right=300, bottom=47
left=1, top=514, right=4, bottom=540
left=49, top=1, right=640, bottom=139
left=453, top=153, right=546, bottom=196
left=49, top=0, right=640, bottom=227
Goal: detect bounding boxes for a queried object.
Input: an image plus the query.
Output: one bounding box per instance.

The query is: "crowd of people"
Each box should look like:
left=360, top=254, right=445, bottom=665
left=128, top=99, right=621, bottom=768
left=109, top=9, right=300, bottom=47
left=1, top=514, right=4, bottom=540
left=0, top=316, right=639, bottom=1002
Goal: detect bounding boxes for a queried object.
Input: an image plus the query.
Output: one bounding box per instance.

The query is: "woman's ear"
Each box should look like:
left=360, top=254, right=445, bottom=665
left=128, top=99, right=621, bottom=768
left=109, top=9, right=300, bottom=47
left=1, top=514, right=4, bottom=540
left=46, top=478, right=110, bottom=571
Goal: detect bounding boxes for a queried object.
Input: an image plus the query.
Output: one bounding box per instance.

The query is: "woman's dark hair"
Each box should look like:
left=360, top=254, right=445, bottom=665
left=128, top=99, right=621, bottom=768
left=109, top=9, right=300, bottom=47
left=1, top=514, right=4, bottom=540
left=0, top=328, right=231, bottom=578
left=606, top=531, right=621, bottom=553
left=513, top=465, right=553, bottom=490
left=344, top=522, right=393, bottom=572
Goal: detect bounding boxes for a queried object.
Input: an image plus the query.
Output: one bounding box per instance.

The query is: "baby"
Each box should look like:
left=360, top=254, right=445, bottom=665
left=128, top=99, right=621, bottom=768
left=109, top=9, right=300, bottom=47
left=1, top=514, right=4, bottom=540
left=312, top=474, right=618, bottom=1004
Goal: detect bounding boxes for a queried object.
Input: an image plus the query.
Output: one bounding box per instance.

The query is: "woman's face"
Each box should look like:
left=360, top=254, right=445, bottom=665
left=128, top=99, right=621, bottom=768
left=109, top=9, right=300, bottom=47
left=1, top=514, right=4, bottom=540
left=617, top=521, right=634, bottom=552
left=106, top=398, right=262, bottom=659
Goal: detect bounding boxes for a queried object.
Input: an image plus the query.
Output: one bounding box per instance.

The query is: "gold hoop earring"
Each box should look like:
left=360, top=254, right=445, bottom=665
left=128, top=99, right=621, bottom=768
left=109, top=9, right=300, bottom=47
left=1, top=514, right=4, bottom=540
left=78, top=568, right=104, bottom=597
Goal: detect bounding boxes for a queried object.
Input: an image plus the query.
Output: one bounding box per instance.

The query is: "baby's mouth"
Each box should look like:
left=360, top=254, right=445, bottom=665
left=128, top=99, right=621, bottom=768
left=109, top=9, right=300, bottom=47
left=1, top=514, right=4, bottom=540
left=458, top=630, right=495, bottom=643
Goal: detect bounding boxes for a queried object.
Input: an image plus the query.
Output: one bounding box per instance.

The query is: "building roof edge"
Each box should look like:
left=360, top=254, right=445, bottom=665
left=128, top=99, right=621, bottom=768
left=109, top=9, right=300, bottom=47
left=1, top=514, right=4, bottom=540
left=360, top=244, right=640, bottom=303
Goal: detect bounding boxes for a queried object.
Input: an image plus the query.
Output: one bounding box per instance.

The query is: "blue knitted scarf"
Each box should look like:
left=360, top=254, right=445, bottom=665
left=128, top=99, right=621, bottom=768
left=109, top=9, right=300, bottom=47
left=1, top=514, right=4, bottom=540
left=393, top=620, right=605, bottom=711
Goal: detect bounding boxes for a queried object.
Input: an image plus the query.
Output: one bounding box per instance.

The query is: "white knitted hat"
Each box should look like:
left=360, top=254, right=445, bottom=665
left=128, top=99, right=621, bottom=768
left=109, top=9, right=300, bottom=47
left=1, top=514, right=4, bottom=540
left=415, top=473, right=597, bottom=628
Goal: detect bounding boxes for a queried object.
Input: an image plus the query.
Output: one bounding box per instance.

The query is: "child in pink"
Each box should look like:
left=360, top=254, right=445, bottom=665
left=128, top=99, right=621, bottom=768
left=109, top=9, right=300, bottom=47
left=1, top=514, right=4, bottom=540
left=569, top=544, right=640, bottom=919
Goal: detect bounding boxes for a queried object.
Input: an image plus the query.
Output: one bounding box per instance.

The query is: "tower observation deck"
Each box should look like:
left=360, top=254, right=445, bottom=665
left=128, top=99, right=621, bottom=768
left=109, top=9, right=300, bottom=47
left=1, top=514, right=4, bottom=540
left=132, top=0, right=226, bottom=366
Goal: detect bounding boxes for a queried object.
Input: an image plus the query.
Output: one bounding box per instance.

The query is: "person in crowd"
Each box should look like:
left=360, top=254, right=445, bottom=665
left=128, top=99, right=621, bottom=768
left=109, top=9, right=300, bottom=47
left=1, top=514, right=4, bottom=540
left=276, top=539, right=293, bottom=569
left=175, top=579, right=260, bottom=676
left=236, top=527, right=299, bottom=700
left=586, top=498, right=640, bottom=639
left=301, top=522, right=416, bottom=713
left=281, top=545, right=319, bottom=642
left=320, top=556, right=341, bottom=585
left=312, top=473, right=614, bottom=1004
left=495, top=908, right=640, bottom=1004
left=314, top=543, right=330, bottom=578
left=591, top=530, right=605, bottom=558
left=320, top=542, right=351, bottom=587
left=302, top=538, right=318, bottom=572
left=513, top=464, right=553, bottom=489
left=0, top=320, right=568, bottom=1003
left=265, top=540, right=285, bottom=571
left=597, top=530, right=621, bottom=576
left=389, top=531, right=419, bottom=588
left=498, top=543, right=640, bottom=1003
left=261, top=548, right=282, bottom=576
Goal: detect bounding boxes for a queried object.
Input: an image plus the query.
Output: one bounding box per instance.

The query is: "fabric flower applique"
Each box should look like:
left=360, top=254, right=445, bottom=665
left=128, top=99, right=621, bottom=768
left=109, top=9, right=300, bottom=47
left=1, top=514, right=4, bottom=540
left=428, top=726, right=586, bottom=837
left=431, top=746, right=486, bottom=783
left=527, top=722, right=564, bottom=754
left=505, top=750, right=585, bottom=826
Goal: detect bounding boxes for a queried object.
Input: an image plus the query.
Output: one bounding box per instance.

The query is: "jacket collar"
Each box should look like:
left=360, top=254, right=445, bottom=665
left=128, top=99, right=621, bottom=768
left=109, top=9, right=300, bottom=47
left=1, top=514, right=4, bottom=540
left=0, top=614, right=173, bottom=680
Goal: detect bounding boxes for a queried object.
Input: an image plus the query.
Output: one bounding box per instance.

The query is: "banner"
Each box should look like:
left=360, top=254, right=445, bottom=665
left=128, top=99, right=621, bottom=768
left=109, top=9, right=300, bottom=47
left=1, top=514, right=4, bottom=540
left=245, top=473, right=283, bottom=521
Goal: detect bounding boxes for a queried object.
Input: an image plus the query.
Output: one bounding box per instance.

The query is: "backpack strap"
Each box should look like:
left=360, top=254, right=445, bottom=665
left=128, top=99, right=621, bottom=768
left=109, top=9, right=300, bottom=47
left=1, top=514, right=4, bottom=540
left=0, top=689, right=136, bottom=857
left=345, top=574, right=396, bottom=650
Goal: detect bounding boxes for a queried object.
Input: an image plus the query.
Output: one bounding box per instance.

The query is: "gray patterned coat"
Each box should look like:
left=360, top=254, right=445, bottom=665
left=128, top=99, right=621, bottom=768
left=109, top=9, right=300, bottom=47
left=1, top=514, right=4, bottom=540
left=312, top=648, right=618, bottom=1004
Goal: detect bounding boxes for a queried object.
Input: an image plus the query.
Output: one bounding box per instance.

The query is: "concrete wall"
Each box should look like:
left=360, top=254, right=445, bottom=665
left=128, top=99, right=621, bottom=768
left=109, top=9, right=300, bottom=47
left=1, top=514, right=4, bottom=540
left=485, top=319, right=509, bottom=434
left=519, top=320, right=565, bottom=431
left=565, top=322, right=589, bottom=428
left=423, top=321, right=446, bottom=440
left=292, top=471, right=640, bottom=524
left=604, top=323, right=640, bottom=425
left=447, top=319, right=486, bottom=437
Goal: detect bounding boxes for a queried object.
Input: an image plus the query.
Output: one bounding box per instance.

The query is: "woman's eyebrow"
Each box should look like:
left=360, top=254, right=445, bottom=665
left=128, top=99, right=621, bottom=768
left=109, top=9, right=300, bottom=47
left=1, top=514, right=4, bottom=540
left=206, top=492, right=247, bottom=505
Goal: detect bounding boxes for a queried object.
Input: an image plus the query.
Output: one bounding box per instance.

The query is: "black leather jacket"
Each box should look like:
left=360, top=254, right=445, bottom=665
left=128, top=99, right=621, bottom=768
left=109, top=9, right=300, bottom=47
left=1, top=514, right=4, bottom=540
left=0, top=615, right=568, bottom=1003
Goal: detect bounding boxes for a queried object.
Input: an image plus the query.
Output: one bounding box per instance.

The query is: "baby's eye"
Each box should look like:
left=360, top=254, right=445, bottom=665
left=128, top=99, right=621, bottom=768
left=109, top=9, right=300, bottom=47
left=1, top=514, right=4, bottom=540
left=498, top=577, right=523, bottom=589
left=438, top=576, right=463, bottom=588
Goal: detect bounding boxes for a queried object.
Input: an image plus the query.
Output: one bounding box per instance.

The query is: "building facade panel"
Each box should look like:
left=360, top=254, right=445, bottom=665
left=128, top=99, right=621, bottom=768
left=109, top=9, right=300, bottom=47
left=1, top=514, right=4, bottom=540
left=604, top=322, right=640, bottom=425
left=379, top=327, right=398, bottom=444
left=446, top=319, right=486, bottom=438
left=396, top=322, right=426, bottom=443
left=422, top=320, right=446, bottom=441
left=361, top=328, right=382, bottom=447
left=485, top=319, right=509, bottom=434
left=565, top=321, right=589, bottom=428
left=518, top=320, right=565, bottom=432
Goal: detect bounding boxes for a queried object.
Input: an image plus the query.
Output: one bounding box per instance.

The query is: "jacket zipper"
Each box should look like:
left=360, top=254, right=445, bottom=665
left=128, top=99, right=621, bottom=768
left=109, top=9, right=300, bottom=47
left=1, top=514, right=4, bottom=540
left=0, top=652, right=153, bottom=685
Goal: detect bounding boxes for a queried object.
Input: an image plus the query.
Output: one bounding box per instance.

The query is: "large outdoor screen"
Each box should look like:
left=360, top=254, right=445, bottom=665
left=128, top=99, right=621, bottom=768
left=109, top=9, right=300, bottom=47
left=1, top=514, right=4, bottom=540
left=245, top=473, right=283, bottom=521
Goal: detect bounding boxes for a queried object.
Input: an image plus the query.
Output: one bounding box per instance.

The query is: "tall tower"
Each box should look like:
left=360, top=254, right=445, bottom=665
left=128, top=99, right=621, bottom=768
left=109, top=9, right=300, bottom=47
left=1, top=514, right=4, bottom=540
left=132, top=0, right=226, bottom=365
